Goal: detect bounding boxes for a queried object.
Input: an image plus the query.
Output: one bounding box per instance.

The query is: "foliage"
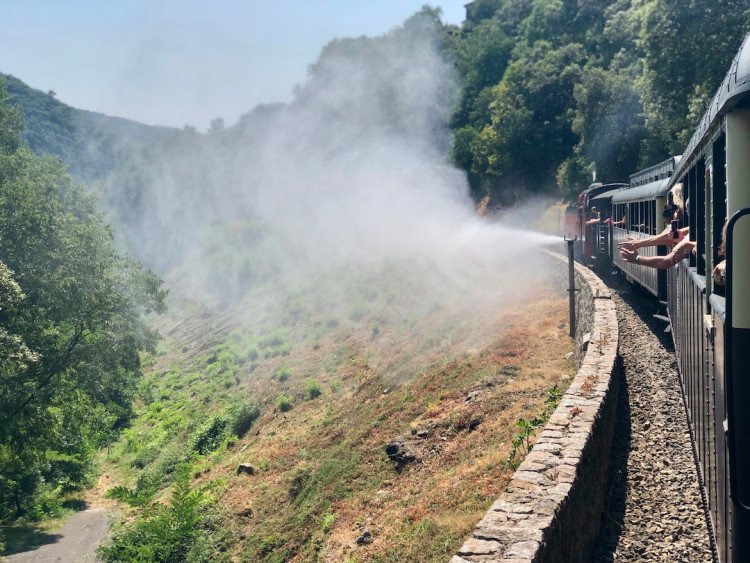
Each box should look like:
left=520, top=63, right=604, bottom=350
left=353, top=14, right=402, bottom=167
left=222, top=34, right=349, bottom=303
left=447, top=0, right=750, bottom=202
left=100, top=464, right=231, bottom=562
left=304, top=380, right=322, bottom=400
left=191, top=415, right=229, bottom=456
left=274, top=367, right=290, bottom=382
left=105, top=473, right=160, bottom=508
left=275, top=394, right=293, bottom=413
left=505, top=385, right=562, bottom=469
left=0, top=80, right=166, bottom=520
left=228, top=399, right=260, bottom=438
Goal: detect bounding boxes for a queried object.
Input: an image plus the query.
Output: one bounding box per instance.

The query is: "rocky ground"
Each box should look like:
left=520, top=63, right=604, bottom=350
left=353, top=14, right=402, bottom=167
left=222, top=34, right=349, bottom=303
left=591, top=278, right=714, bottom=562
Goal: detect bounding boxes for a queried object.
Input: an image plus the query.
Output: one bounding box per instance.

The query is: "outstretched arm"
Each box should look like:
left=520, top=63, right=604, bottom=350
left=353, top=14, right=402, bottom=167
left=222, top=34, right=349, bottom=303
left=620, top=239, right=695, bottom=269
left=619, top=226, right=689, bottom=251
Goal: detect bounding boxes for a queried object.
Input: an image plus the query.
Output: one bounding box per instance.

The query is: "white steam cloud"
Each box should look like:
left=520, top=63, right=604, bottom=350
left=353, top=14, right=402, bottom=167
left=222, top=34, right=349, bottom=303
left=117, top=15, right=559, bottom=322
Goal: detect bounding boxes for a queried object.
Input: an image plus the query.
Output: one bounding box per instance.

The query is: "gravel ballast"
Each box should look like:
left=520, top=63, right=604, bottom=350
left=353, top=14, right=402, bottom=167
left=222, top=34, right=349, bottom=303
left=591, top=280, right=713, bottom=562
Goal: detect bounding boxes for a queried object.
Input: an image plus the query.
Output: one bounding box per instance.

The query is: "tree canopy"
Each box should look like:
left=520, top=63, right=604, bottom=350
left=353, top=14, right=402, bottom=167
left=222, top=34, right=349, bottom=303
left=0, top=79, right=166, bottom=520
left=447, top=0, right=750, bottom=201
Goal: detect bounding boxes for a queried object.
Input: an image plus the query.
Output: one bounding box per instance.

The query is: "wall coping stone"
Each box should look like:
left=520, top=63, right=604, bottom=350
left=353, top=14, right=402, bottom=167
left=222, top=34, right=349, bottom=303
left=452, top=250, right=620, bottom=563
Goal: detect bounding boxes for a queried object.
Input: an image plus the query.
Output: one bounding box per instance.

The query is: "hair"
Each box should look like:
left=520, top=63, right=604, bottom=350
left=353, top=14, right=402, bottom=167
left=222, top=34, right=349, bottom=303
left=670, top=184, right=684, bottom=208
left=719, top=219, right=728, bottom=257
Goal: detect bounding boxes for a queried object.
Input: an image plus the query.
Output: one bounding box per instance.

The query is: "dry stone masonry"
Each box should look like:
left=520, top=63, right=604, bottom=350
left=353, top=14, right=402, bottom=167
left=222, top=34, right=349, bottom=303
left=452, top=252, right=620, bottom=563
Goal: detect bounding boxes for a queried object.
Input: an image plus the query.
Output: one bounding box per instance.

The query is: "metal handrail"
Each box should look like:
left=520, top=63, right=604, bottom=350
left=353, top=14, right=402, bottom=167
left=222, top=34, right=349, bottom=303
left=724, top=206, right=750, bottom=512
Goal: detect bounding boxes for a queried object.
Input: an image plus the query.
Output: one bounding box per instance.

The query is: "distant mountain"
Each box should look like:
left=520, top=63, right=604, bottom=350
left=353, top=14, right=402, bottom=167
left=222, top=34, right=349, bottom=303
left=1, top=73, right=179, bottom=182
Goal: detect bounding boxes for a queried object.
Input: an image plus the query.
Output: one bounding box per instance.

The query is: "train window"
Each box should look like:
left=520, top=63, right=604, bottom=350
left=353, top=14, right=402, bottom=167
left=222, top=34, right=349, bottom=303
left=640, top=201, right=646, bottom=232
left=696, top=158, right=706, bottom=275
left=650, top=201, right=657, bottom=235
left=688, top=166, right=697, bottom=268
left=712, top=134, right=727, bottom=297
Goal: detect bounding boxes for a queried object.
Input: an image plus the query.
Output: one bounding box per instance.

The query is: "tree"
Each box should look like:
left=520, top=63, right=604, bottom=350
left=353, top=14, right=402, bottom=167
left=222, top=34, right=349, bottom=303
left=0, top=82, right=167, bottom=519
left=208, top=117, right=225, bottom=135
left=641, top=0, right=750, bottom=159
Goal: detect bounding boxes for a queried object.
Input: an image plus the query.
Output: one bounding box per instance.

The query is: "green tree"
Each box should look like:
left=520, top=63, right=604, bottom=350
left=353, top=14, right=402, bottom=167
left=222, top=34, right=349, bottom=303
left=641, top=0, right=750, bottom=160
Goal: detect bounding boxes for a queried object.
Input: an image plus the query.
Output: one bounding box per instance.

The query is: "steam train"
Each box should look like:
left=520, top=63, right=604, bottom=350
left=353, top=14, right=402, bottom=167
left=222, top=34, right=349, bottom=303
left=564, top=33, right=750, bottom=563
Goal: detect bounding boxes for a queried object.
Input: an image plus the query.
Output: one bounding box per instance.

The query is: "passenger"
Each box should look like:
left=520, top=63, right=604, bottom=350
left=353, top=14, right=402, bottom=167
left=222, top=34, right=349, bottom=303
left=618, top=185, right=688, bottom=252
left=585, top=206, right=601, bottom=226
left=619, top=235, right=696, bottom=269
left=713, top=220, right=728, bottom=286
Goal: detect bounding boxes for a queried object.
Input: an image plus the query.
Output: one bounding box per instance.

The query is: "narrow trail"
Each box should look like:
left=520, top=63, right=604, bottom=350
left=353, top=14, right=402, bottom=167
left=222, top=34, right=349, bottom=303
left=591, top=279, right=713, bottom=562
left=4, top=508, right=110, bottom=563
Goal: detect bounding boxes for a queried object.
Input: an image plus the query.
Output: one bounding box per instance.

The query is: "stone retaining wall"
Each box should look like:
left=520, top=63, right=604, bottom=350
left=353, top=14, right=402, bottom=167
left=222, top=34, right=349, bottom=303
left=452, top=251, right=620, bottom=563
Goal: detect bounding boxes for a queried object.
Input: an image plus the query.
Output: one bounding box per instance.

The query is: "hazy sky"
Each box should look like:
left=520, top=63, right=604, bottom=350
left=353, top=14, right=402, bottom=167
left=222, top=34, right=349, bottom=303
left=1, top=1, right=468, bottom=130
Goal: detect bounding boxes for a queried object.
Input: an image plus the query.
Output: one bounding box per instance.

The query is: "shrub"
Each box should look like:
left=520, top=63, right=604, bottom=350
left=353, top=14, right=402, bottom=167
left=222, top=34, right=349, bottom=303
left=321, top=512, right=336, bottom=533
left=99, top=464, right=226, bottom=562
left=241, top=343, right=259, bottom=362
left=105, top=473, right=159, bottom=508
left=275, top=395, right=292, bottom=412
left=304, top=380, right=321, bottom=400
left=191, top=415, right=229, bottom=455
left=288, top=469, right=310, bottom=499
left=229, top=400, right=260, bottom=438
left=274, top=367, right=290, bottom=382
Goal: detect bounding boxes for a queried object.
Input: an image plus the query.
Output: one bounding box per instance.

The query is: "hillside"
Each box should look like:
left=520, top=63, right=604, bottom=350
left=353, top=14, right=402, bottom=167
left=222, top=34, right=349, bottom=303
left=97, top=269, right=574, bottom=561
left=3, top=1, right=750, bottom=561
left=1, top=73, right=178, bottom=183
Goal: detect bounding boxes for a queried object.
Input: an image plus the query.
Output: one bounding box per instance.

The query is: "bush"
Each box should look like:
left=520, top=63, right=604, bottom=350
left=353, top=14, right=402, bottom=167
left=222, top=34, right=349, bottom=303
left=191, top=415, right=229, bottom=455
left=274, top=367, right=290, bottom=382
left=229, top=400, right=260, bottom=438
left=99, top=464, right=229, bottom=562
left=275, top=395, right=292, bottom=412
left=304, top=380, right=321, bottom=400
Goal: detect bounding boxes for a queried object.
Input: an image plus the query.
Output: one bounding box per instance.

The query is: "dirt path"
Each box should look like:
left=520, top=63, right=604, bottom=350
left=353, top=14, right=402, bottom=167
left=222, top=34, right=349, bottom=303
left=3, top=508, right=111, bottom=563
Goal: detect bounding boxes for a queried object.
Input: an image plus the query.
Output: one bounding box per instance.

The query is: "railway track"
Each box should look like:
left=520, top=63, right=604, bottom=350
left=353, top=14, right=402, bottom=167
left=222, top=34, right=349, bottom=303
left=591, top=277, right=713, bottom=562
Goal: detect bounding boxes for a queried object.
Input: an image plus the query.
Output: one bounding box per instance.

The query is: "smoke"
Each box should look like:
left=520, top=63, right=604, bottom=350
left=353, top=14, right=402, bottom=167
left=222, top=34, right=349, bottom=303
left=115, top=14, right=560, bottom=333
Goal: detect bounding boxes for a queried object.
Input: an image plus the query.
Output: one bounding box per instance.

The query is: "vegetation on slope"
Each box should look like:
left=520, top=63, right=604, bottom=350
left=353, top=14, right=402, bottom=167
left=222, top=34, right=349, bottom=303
left=447, top=0, right=750, bottom=200
left=97, top=270, right=573, bottom=561
left=0, top=83, right=166, bottom=526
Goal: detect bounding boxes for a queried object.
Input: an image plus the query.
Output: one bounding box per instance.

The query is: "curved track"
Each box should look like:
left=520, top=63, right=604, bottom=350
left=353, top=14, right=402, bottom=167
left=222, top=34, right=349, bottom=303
left=591, top=279, right=713, bottom=562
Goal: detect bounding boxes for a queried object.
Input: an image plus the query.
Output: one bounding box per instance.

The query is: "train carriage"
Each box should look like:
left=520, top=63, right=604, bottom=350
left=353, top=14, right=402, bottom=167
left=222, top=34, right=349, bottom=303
left=611, top=156, right=680, bottom=298
left=563, top=182, right=626, bottom=266
left=563, top=31, right=750, bottom=562
left=663, top=31, right=750, bottom=562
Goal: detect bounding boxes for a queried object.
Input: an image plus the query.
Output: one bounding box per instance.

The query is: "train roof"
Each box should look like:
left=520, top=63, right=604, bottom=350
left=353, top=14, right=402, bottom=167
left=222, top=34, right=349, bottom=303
left=613, top=177, right=672, bottom=203
left=581, top=182, right=626, bottom=195
left=629, top=156, right=680, bottom=188
left=610, top=155, right=680, bottom=204
left=581, top=183, right=627, bottom=207
left=589, top=187, right=623, bottom=203
left=671, top=32, right=750, bottom=184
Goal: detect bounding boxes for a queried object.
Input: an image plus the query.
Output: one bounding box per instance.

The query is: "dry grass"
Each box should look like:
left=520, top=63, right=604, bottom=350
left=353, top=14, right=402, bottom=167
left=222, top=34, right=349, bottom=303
left=99, top=277, right=574, bottom=562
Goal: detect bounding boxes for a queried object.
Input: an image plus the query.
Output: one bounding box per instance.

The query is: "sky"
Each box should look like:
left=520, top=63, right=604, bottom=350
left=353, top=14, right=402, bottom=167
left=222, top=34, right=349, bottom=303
left=0, top=1, right=468, bottom=131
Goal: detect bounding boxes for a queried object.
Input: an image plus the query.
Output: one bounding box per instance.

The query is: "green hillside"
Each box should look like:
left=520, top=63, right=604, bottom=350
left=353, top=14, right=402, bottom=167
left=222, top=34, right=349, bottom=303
left=2, top=1, right=750, bottom=561
left=1, top=73, right=177, bottom=183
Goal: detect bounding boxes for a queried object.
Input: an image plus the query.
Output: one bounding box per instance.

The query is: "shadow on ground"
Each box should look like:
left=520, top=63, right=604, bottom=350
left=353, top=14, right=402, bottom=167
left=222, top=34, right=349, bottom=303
left=0, top=500, right=89, bottom=556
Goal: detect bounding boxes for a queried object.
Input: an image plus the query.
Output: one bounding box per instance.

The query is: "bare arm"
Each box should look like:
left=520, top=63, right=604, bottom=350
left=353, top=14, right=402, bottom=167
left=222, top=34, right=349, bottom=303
left=620, top=239, right=695, bottom=269
left=619, top=226, right=689, bottom=250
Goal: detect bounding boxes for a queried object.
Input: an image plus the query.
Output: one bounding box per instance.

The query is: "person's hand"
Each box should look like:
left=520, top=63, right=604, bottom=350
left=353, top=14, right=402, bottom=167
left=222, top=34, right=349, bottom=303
left=713, top=260, right=726, bottom=286
left=618, top=238, right=636, bottom=252
left=620, top=246, right=638, bottom=263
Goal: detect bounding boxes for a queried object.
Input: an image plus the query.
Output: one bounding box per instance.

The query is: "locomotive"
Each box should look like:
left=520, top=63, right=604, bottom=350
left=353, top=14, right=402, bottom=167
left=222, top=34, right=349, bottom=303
left=564, top=33, right=750, bottom=563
